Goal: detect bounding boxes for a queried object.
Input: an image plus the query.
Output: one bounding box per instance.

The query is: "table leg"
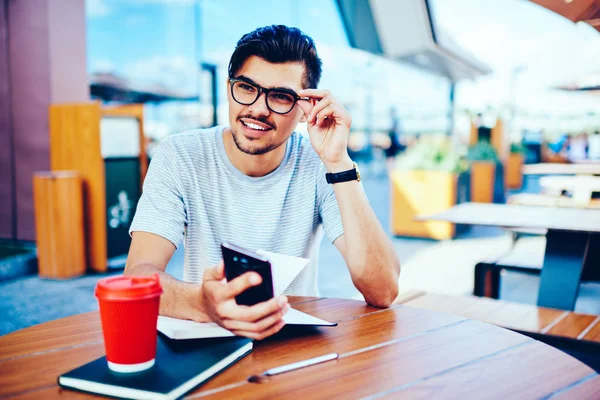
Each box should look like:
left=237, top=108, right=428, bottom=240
left=581, top=233, right=600, bottom=282
left=537, top=230, right=591, bottom=310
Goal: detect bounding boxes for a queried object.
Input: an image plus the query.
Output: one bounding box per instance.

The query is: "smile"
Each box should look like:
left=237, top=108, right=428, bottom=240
left=241, top=119, right=272, bottom=131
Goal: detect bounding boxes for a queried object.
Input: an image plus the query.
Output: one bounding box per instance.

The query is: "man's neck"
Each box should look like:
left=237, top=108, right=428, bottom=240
left=222, top=128, right=288, bottom=177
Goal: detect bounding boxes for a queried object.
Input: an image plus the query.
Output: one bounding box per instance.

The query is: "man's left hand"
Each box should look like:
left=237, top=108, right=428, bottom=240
left=297, top=89, right=353, bottom=172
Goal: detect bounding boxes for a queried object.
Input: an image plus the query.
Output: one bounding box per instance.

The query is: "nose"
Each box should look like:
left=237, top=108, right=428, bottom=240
left=247, top=91, right=270, bottom=117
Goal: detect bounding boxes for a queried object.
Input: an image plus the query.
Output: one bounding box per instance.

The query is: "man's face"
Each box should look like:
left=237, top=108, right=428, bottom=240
left=227, top=56, right=307, bottom=155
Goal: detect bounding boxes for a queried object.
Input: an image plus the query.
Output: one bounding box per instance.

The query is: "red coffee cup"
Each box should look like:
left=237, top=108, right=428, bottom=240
left=95, top=275, right=163, bottom=373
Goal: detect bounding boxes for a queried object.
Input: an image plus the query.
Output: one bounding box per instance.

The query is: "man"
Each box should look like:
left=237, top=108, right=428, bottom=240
left=125, top=25, right=400, bottom=340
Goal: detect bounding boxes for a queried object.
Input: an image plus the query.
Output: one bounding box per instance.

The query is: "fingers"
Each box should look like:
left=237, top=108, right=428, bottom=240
left=221, top=271, right=262, bottom=299
left=298, top=89, right=331, bottom=100
left=296, top=98, right=314, bottom=118
left=315, top=105, right=336, bottom=127
left=307, top=97, right=333, bottom=124
left=229, top=295, right=288, bottom=322
left=232, top=319, right=287, bottom=340
left=222, top=303, right=290, bottom=333
left=203, top=260, right=225, bottom=282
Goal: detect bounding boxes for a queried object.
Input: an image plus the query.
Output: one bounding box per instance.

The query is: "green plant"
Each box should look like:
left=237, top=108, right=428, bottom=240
left=395, top=137, right=467, bottom=174
left=467, top=141, right=499, bottom=163
left=510, top=142, right=526, bottom=154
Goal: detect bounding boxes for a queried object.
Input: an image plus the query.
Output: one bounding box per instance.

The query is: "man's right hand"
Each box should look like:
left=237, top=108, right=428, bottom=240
left=201, top=261, right=290, bottom=340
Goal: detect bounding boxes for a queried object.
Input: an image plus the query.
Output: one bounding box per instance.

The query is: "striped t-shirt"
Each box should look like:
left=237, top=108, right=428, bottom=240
left=129, top=126, right=344, bottom=296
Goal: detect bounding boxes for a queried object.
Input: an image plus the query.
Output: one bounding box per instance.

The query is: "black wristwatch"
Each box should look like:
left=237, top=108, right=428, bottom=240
left=325, top=161, right=361, bottom=184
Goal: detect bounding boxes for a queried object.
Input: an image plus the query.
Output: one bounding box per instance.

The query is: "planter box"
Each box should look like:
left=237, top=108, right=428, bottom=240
left=0, top=240, right=37, bottom=282
left=505, top=153, right=524, bottom=189
left=471, top=162, right=496, bottom=203
left=390, top=170, right=458, bottom=240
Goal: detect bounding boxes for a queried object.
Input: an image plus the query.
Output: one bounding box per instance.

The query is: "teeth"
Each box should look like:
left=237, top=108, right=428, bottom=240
left=244, top=121, right=268, bottom=131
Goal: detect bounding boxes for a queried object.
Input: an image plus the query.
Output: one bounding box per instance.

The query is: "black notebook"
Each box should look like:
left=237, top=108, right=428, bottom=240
left=58, top=335, right=252, bottom=400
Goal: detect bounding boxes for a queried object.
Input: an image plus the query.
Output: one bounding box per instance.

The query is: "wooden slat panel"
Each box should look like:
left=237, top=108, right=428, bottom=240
left=49, top=103, right=106, bottom=272
left=581, top=317, right=600, bottom=342
left=0, top=312, right=101, bottom=361
left=33, top=172, right=86, bottom=279
left=549, top=375, right=600, bottom=400
left=385, top=342, right=597, bottom=399
left=404, top=293, right=565, bottom=333
left=545, top=313, right=598, bottom=339
left=197, top=320, right=531, bottom=399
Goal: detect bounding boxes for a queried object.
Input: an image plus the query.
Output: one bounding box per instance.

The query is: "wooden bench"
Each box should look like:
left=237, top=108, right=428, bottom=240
left=474, top=234, right=600, bottom=300
left=394, top=291, right=600, bottom=345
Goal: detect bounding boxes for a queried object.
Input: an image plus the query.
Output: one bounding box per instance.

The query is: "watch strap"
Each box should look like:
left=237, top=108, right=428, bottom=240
left=326, top=163, right=359, bottom=184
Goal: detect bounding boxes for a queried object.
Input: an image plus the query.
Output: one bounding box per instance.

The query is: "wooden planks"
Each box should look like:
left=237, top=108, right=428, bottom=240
left=383, top=341, right=595, bottom=400
left=199, top=320, right=530, bottom=400
left=1, top=297, right=598, bottom=399
left=581, top=317, right=600, bottom=342
left=32, top=172, right=86, bottom=279
left=546, top=313, right=599, bottom=338
left=49, top=103, right=106, bottom=272
left=404, top=293, right=600, bottom=344
left=0, top=311, right=101, bottom=361
left=403, top=293, right=566, bottom=333
left=549, top=375, right=600, bottom=400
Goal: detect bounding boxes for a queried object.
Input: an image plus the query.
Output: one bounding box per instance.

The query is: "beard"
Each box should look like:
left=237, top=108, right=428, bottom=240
left=231, top=116, right=285, bottom=155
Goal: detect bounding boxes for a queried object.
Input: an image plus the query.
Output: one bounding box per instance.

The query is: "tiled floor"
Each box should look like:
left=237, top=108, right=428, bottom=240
left=2, top=165, right=598, bottom=336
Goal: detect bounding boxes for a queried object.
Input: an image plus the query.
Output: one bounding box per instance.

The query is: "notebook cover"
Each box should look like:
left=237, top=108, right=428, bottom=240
left=58, top=335, right=252, bottom=399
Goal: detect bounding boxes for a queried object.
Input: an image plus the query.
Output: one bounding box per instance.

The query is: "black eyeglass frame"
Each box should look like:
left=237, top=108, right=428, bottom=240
left=229, top=78, right=310, bottom=115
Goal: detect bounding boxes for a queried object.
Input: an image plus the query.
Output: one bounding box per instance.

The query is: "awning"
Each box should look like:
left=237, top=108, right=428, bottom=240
left=336, top=0, right=492, bottom=82
left=555, top=70, right=600, bottom=91
left=529, top=0, right=600, bottom=32
left=90, top=72, right=198, bottom=103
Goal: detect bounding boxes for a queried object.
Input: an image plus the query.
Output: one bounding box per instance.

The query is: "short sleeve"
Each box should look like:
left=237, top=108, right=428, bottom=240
left=316, top=165, right=344, bottom=244
left=129, top=138, right=187, bottom=248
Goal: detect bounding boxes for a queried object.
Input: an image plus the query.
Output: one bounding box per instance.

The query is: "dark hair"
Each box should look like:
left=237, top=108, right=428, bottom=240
left=228, top=25, right=322, bottom=89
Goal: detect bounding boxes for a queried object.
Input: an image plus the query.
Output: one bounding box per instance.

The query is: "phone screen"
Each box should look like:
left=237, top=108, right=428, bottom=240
left=221, top=242, right=274, bottom=306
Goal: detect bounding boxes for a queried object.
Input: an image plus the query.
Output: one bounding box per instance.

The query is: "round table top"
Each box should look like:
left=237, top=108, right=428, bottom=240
left=1, top=297, right=599, bottom=399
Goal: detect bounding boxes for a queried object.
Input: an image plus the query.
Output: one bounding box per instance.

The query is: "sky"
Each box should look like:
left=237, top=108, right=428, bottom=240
left=85, top=0, right=600, bottom=135
left=430, top=0, right=600, bottom=118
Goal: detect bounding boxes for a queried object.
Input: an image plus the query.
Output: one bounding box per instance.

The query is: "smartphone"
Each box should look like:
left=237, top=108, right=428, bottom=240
left=221, top=242, right=274, bottom=306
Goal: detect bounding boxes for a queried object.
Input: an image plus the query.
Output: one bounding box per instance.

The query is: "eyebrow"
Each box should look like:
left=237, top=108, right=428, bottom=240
left=236, top=75, right=297, bottom=93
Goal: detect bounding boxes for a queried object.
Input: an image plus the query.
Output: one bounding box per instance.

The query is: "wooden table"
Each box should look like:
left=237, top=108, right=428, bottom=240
left=420, top=202, right=600, bottom=310
left=539, top=176, right=600, bottom=204
left=508, top=193, right=600, bottom=209
left=2, top=297, right=600, bottom=399
left=523, top=163, right=600, bottom=176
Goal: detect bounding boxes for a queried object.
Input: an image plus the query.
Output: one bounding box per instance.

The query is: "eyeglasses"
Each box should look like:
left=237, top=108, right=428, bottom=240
left=229, top=78, right=309, bottom=115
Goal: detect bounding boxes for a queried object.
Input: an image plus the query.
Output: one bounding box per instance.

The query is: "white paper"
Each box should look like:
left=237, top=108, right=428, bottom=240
left=256, top=250, right=309, bottom=296
left=283, top=308, right=335, bottom=326
left=157, top=316, right=234, bottom=340
left=157, top=251, right=335, bottom=340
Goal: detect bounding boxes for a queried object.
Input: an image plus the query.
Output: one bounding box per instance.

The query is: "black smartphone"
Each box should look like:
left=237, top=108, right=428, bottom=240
left=221, top=242, right=275, bottom=306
